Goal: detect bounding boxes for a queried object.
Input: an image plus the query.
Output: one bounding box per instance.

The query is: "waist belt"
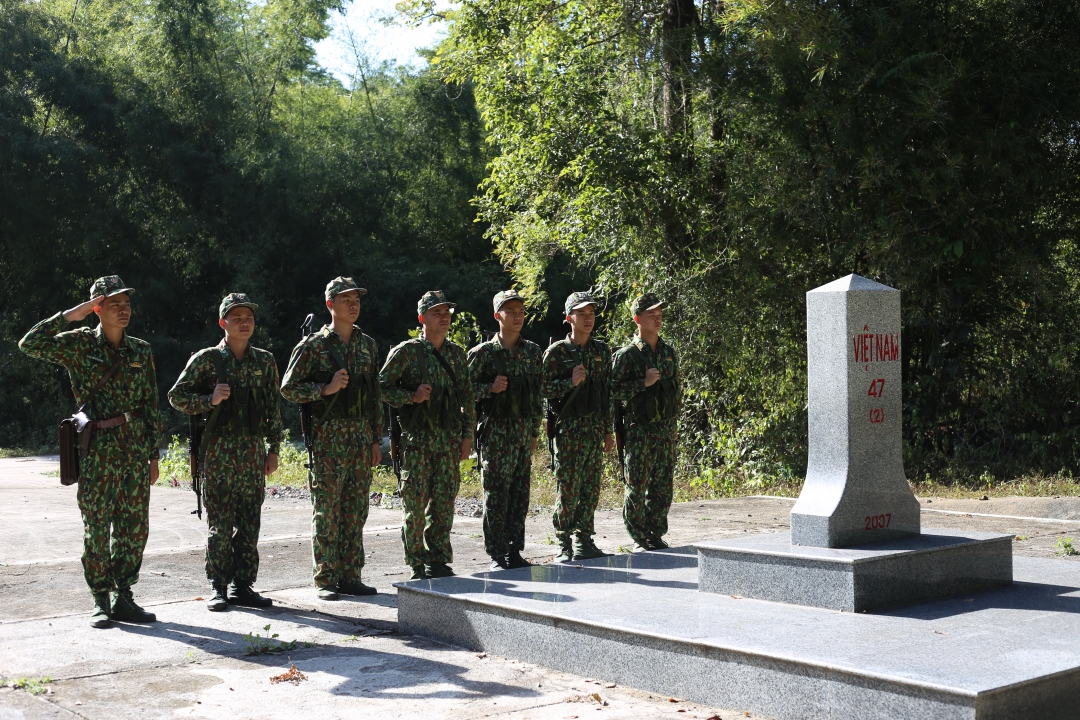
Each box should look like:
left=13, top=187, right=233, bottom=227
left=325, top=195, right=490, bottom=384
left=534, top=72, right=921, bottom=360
left=92, top=409, right=143, bottom=430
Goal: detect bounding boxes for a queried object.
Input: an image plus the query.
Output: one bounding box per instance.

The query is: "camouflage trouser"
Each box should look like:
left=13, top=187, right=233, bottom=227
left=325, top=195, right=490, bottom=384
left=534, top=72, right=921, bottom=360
left=76, top=431, right=150, bottom=595
left=400, top=433, right=460, bottom=568
left=311, top=422, right=373, bottom=588
left=479, top=424, right=532, bottom=559
left=203, top=437, right=266, bottom=586
left=552, top=417, right=605, bottom=543
left=622, top=420, right=677, bottom=544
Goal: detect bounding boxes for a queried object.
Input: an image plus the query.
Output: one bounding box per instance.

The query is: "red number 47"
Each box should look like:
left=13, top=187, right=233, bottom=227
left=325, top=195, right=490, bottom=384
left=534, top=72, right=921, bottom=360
left=867, top=378, right=885, bottom=397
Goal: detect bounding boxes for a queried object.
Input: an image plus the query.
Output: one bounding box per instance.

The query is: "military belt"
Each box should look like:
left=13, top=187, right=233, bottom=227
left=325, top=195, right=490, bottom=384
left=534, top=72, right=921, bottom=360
left=91, top=409, right=143, bottom=430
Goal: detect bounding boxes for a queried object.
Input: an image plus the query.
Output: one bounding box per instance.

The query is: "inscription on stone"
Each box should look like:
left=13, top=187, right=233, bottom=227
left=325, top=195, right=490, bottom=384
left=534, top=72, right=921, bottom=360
left=789, top=274, right=920, bottom=547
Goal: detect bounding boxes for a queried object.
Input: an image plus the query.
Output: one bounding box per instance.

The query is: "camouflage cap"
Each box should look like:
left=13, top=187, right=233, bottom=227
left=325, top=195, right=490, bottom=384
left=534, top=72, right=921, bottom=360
left=418, top=290, right=456, bottom=315
left=219, top=292, right=258, bottom=319
left=325, top=276, right=367, bottom=301
left=631, top=292, right=667, bottom=316
left=493, top=289, right=525, bottom=312
left=89, top=275, right=134, bottom=301
left=564, top=291, right=598, bottom=316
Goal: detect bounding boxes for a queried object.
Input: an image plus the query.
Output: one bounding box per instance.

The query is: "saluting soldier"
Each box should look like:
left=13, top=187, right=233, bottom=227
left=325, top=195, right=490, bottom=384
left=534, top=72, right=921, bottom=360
left=280, top=277, right=383, bottom=600
left=379, top=291, right=475, bottom=580
left=612, top=293, right=682, bottom=550
left=468, top=290, right=544, bottom=570
left=19, top=276, right=161, bottom=628
left=168, top=293, right=284, bottom=611
left=541, top=291, right=613, bottom=563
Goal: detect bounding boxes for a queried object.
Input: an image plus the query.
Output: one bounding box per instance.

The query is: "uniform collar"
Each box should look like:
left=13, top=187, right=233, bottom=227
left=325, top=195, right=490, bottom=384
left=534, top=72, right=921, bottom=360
left=634, top=335, right=664, bottom=353
left=565, top=333, right=597, bottom=351
left=93, top=324, right=133, bottom=353
left=216, top=338, right=250, bottom=362
left=322, top=323, right=361, bottom=345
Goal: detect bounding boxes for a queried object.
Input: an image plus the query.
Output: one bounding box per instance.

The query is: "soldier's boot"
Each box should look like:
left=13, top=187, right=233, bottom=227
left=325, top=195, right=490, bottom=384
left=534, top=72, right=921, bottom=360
left=409, top=566, right=429, bottom=580
left=229, top=583, right=273, bottom=608
left=506, top=549, right=532, bottom=568
left=207, top=583, right=229, bottom=612
left=489, top=556, right=510, bottom=571
left=90, top=593, right=113, bottom=628
left=425, top=563, right=455, bottom=578
left=317, top=586, right=340, bottom=601
left=111, top=588, right=156, bottom=623
left=649, top=537, right=670, bottom=550
left=554, top=538, right=574, bottom=563
left=573, top=535, right=607, bottom=560
left=632, top=541, right=651, bottom=553
left=339, top=580, right=378, bottom=596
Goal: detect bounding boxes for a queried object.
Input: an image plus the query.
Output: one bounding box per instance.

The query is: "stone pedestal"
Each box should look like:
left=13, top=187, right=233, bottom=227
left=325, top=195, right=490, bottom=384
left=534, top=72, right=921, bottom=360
left=790, top=274, right=919, bottom=547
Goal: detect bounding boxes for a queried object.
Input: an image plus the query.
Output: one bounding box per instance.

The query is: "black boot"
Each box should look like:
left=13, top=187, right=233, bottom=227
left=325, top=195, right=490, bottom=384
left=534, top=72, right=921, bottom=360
left=339, top=580, right=378, bottom=596
left=573, top=535, right=607, bottom=560
left=507, top=549, right=532, bottom=568
left=490, top=556, right=510, bottom=571
left=409, top=566, right=429, bottom=580
left=425, top=563, right=455, bottom=578
left=111, top=588, right=156, bottom=623
left=207, top=583, right=229, bottom=612
left=555, top=538, right=574, bottom=563
left=90, top=592, right=112, bottom=628
left=228, top=583, right=272, bottom=608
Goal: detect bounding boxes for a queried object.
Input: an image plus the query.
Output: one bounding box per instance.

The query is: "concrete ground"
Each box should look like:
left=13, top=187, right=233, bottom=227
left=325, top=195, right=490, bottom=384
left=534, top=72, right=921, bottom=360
left=2, top=458, right=1079, bottom=720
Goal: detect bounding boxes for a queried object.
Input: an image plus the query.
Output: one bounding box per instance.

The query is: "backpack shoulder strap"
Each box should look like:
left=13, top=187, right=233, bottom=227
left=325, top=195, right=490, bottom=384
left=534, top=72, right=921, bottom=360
left=210, top=348, right=228, bottom=386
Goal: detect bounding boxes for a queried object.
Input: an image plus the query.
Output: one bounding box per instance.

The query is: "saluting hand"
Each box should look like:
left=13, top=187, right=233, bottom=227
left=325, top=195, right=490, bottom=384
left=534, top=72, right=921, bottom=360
left=571, top=365, right=587, bottom=387
left=63, top=296, right=102, bottom=323
left=412, top=383, right=433, bottom=403
left=644, top=368, right=660, bottom=388
left=210, top=383, right=231, bottom=406
left=322, top=368, right=349, bottom=395
left=491, top=375, right=508, bottom=394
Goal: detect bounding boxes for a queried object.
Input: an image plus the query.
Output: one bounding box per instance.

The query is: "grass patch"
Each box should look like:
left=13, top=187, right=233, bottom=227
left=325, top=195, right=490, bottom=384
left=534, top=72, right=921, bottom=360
left=0, top=447, right=56, bottom=458
left=244, top=624, right=301, bottom=655
left=4, top=676, right=52, bottom=695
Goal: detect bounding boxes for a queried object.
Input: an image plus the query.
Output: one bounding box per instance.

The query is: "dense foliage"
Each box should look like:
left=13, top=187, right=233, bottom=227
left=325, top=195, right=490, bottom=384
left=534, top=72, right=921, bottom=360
left=427, top=0, right=1080, bottom=486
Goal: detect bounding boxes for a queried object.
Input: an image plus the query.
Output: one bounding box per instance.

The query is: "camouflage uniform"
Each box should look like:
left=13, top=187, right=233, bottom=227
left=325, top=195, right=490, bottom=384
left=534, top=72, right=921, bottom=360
left=542, top=292, right=612, bottom=555
left=380, top=291, right=475, bottom=574
left=612, top=294, right=681, bottom=546
left=468, top=290, right=543, bottom=562
left=280, top=278, right=383, bottom=591
left=168, top=294, right=284, bottom=591
left=18, top=276, right=162, bottom=603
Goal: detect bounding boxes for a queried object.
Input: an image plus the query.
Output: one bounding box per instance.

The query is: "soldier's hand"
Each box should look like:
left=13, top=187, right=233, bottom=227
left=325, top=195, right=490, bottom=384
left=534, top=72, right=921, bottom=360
left=264, top=453, right=279, bottom=477
left=322, top=368, right=349, bottom=395
left=210, top=383, right=231, bottom=406
left=571, top=365, right=587, bottom=387
left=63, top=296, right=102, bottom=323
left=460, top=438, right=472, bottom=462
left=412, top=384, right=433, bottom=403
left=370, top=442, right=382, bottom=467
left=644, top=368, right=660, bottom=388
left=149, top=458, right=159, bottom=484
left=603, top=433, right=614, bottom=454
left=491, top=375, right=508, bottom=394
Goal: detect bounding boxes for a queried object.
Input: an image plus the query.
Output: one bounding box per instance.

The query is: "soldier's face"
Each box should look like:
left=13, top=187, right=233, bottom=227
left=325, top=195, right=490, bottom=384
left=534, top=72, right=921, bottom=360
left=567, top=305, right=595, bottom=335
left=221, top=307, right=255, bottom=341
left=421, top=304, right=453, bottom=335
left=95, top=293, right=131, bottom=329
left=496, top=300, right=525, bottom=333
left=636, top=307, right=663, bottom=334
left=329, top=290, right=361, bottom=323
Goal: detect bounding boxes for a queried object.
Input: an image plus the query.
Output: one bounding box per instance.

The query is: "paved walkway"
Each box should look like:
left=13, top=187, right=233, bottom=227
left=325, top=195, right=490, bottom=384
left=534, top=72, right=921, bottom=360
left=2, top=457, right=1078, bottom=719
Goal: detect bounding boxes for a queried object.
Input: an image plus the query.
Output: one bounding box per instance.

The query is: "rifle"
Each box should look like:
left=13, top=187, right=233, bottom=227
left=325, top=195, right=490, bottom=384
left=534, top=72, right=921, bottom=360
left=188, top=412, right=203, bottom=519
left=298, top=313, right=316, bottom=488
left=545, top=336, right=556, bottom=470
left=389, top=405, right=402, bottom=483
left=614, top=399, right=627, bottom=483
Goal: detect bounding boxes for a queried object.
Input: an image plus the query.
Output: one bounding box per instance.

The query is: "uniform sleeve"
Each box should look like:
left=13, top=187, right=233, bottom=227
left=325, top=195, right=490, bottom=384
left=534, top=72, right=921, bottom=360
left=367, top=336, right=384, bottom=443
left=379, top=344, right=416, bottom=408
left=280, top=340, right=323, bottom=404
left=18, top=312, right=84, bottom=366
left=541, top=345, right=575, bottom=400
left=456, top=347, right=476, bottom=441
left=600, top=344, right=613, bottom=430
left=144, top=352, right=162, bottom=461
left=168, top=351, right=215, bottom=415
left=265, top=358, right=285, bottom=455
left=612, top=348, right=647, bottom=403
left=468, top=345, right=493, bottom=401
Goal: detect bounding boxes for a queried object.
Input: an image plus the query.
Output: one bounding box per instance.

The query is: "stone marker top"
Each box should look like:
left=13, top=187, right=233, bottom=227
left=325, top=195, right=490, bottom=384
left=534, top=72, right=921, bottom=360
left=808, top=274, right=896, bottom=294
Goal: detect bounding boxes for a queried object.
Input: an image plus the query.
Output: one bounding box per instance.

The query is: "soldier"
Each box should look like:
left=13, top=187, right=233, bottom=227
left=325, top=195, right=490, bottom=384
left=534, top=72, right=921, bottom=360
left=19, top=276, right=161, bottom=628
left=468, top=290, right=544, bottom=570
left=541, top=291, right=614, bottom=563
left=168, top=293, right=284, bottom=611
left=379, top=291, right=475, bottom=580
left=612, top=293, right=682, bottom=550
left=280, top=277, right=383, bottom=600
